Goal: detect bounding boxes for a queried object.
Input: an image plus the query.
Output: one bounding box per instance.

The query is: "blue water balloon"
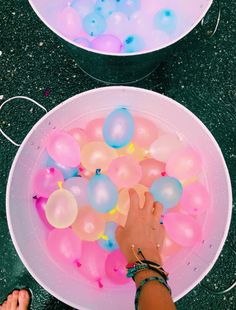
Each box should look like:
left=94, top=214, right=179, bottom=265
left=116, top=0, right=140, bottom=16
left=103, top=107, right=135, bottom=148
left=71, top=0, right=95, bottom=17
left=150, top=176, right=183, bottom=210
left=46, top=156, right=78, bottom=180
left=88, top=170, right=118, bottom=213
left=83, top=12, right=107, bottom=37
left=154, top=9, right=177, bottom=33
left=123, top=35, right=145, bottom=53
left=95, top=0, right=117, bottom=18
left=98, top=222, right=119, bottom=252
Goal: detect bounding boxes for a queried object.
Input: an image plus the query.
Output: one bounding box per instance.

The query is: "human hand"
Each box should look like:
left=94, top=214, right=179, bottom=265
left=116, top=189, right=164, bottom=265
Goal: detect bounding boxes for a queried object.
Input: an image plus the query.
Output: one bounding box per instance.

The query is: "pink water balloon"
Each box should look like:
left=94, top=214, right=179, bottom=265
left=91, top=35, right=122, bottom=53
left=106, top=12, right=129, bottom=39
left=129, top=11, right=152, bottom=37
left=181, top=182, right=210, bottom=215
left=56, top=7, right=82, bottom=38
left=72, top=206, right=105, bottom=241
left=105, top=250, right=130, bottom=285
left=108, top=156, right=142, bottom=188
left=67, top=127, right=89, bottom=147
left=150, top=134, right=183, bottom=163
left=81, top=142, right=117, bottom=172
left=63, top=177, right=88, bottom=207
left=133, top=117, right=158, bottom=148
left=163, top=213, right=202, bottom=247
left=140, top=158, right=165, bottom=187
left=86, top=118, right=105, bottom=141
left=33, top=167, right=63, bottom=198
left=46, top=131, right=81, bottom=167
left=35, top=197, right=53, bottom=230
left=45, top=189, right=78, bottom=229
left=166, top=147, right=202, bottom=180
left=79, top=241, right=108, bottom=288
left=47, top=228, right=82, bottom=265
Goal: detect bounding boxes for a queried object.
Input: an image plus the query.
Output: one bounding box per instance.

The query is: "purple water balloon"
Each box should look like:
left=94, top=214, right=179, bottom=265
left=91, top=35, right=122, bottom=53
left=74, top=37, right=91, bottom=48
left=35, top=197, right=53, bottom=230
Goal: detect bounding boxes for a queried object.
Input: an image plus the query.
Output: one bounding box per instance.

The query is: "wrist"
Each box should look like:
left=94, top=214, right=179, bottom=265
left=134, top=269, right=164, bottom=287
left=127, top=254, right=162, bottom=266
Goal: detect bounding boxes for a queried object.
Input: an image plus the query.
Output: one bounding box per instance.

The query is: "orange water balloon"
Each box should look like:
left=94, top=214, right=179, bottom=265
left=81, top=141, right=117, bottom=172
left=72, top=205, right=105, bottom=241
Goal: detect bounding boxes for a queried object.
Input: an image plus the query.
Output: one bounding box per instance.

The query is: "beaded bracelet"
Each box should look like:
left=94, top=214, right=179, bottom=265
left=135, top=276, right=172, bottom=310
left=136, top=260, right=169, bottom=281
left=126, top=263, right=148, bottom=278
left=126, top=262, right=169, bottom=282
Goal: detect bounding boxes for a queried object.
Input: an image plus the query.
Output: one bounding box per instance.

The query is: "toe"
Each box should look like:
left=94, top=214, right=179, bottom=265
left=6, top=295, right=12, bottom=310
left=2, top=301, right=7, bottom=310
left=18, top=290, right=30, bottom=310
left=10, top=291, right=19, bottom=310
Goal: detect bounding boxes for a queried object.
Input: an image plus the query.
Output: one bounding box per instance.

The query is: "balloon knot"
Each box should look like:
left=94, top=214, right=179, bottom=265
left=161, top=172, right=166, bottom=176
left=128, top=143, right=135, bottom=154
left=96, top=169, right=101, bottom=175
left=109, top=207, right=118, bottom=215
left=33, top=195, right=38, bottom=200
left=100, top=234, right=109, bottom=241
left=58, top=181, right=63, bottom=189
left=74, top=260, right=81, bottom=268
left=97, top=279, right=103, bottom=288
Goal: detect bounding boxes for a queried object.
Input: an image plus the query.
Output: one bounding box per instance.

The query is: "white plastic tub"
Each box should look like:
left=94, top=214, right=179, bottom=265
left=28, top=0, right=214, bottom=83
left=6, top=86, right=232, bottom=309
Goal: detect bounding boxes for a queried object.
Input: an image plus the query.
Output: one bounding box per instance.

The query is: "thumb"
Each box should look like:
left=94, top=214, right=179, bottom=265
left=116, top=225, right=124, bottom=244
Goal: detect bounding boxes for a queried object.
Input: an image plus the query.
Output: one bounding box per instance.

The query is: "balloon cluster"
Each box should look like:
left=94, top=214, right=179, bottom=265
left=32, top=106, right=209, bottom=288
left=47, top=0, right=180, bottom=53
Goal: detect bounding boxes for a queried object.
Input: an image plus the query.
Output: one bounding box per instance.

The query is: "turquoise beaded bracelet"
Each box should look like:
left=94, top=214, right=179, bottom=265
left=135, top=276, right=172, bottom=310
left=126, top=263, right=148, bottom=278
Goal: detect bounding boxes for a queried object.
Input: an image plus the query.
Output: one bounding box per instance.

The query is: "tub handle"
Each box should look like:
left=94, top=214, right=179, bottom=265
left=0, top=96, right=47, bottom=147
left=200, top=238, right=236, bottom=294
left=201, top=0, right=221, bottom=38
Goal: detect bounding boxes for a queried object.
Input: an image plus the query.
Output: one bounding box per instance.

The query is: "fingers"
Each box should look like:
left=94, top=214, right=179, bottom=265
left=115, top=225, right=124, bottom=244
left=129, top=188, right=140, bottom=209
left=153, top=202, right=163, bottom=220
left=143, top=192, right=154, bottom=212
left=126, top=189, right=140, bottom=224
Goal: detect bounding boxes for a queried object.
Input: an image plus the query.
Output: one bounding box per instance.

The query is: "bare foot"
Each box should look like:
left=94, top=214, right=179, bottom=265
left=0, top=290, right=30, bottom=310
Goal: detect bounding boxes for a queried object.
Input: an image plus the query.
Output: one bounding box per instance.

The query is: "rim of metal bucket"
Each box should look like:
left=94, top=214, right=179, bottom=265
left=28, top=0, right=214, bottom=57
left=5, top=86, right=232, bottom=308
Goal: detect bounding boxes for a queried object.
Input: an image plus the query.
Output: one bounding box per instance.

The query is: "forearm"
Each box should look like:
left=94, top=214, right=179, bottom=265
left=134, top=270, right=176, bottom=310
